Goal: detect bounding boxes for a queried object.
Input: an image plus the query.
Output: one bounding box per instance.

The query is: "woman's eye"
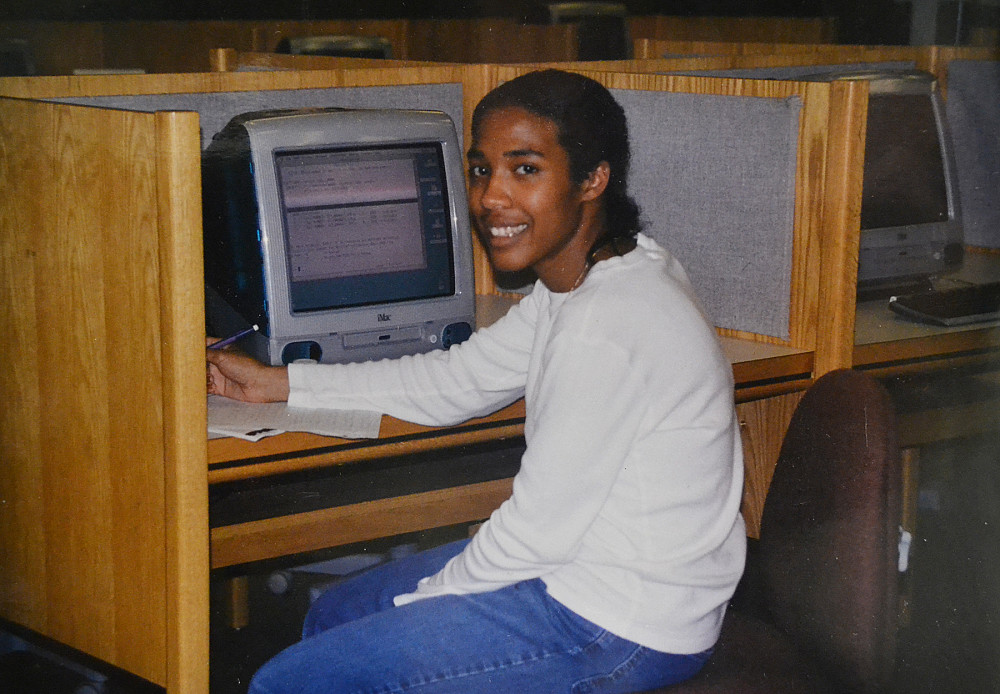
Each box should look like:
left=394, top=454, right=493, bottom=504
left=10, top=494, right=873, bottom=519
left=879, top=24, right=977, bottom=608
left=515, top=164, right=538, bottom=175
left=469, top=165, right=489, bottom=179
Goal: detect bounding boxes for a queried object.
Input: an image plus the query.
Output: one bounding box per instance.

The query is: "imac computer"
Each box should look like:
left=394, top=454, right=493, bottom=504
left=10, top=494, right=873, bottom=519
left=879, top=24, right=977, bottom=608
left=202, top=108, right=476, bottom=365
left=805, top=69, right=964, bottom=299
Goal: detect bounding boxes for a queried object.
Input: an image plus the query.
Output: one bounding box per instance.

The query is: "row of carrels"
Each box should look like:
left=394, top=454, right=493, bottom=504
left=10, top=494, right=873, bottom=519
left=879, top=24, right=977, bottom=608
left=0, top=14, right=838, bottom=74
left=0, top=41, right=998, bottom=693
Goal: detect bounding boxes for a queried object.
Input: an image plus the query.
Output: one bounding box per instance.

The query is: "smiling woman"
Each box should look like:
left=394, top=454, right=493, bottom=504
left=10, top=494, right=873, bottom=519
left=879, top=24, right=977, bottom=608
left=207, top=69, right=746, bottom=694
left=467, top=106, right=608, bottom=290
left=468, top=69, right=641, bottom=292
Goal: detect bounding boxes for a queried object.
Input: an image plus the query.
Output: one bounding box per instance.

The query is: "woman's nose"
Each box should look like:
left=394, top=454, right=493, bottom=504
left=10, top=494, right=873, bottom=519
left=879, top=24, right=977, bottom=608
left=478, top=175, right=511, bottom=210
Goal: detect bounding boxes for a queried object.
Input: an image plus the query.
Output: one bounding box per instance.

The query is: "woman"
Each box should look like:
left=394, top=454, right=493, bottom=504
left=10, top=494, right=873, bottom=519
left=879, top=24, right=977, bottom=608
left=208, top=69, right=745, bottom=694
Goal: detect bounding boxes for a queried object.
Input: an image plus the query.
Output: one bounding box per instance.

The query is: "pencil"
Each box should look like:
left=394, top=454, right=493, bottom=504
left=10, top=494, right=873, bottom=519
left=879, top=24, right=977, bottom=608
left=209, top=324, right=259, bottom=350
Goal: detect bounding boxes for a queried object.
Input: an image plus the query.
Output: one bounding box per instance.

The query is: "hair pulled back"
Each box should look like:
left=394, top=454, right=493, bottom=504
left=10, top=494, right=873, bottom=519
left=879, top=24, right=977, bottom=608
left=471, top=69, right=642, bottom=244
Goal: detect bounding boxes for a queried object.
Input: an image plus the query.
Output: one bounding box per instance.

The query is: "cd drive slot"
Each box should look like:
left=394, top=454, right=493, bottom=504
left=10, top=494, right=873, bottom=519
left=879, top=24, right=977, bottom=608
left=343, top=326, right=423, bottom=349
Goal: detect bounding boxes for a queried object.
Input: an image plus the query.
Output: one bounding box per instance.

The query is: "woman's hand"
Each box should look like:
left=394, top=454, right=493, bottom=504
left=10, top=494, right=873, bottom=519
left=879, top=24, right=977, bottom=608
left=206, top=340, right=290, bottom=403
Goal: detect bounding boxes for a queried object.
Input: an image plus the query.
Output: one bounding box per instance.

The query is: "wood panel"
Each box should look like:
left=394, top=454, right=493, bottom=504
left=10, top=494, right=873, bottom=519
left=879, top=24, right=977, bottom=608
left=630, top=42, right=1000, bottom=95
left=211, top=479, right=515, bottom=568
left=0, top=102, right=47, bottom=636
left=628, top=15, right=838, bottom=44
left=736, top=391, right=805, bottom=537
left=1, top=18, right=579, bottom=74
left=102, top=20, right=259, bottom=73
left=3, top=19, right=413, bottom=75
left=0, top=21, right=105, bottom=75
left=0, top=63, right=471, bottom=111
left=208, top=49, right=443, bottom=72
left=897, top=398, right=1000, bottom=448
left=634, top=39, right=920, bottom=61
left=0, top=97, right=169, bottom=684
left=407, top=18, right=577, bottom=63
left=813, top=79, right=867, bottom=374
left=155, top=110, right=210, bottom=694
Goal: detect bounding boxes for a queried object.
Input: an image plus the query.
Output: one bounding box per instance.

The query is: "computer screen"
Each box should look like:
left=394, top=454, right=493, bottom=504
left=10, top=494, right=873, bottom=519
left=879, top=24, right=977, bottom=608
left=276, top=143, right=454, bottom=313
left=843, top=70, right=964, bottom=297
left=202, top=108, right=475, bottom=365
left=861, top=92, right=950, bottom=229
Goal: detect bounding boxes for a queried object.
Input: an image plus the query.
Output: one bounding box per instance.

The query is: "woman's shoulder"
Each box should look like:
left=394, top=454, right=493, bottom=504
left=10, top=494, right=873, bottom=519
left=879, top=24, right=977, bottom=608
left=561, top=237, right=716, bottom=344
left=585, top=235, right=697, bottom=306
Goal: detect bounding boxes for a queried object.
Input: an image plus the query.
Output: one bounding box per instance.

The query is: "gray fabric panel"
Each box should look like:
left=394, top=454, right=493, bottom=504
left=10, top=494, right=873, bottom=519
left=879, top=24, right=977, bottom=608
left=946, top=60, right=1000, bottom=250
left=51, top=83, right=465, bottom=152
left=665, top=62, right=916, bottom=81
left=50, top=82, right=799, bottom=338
left=614, top=89, right=801, bottom=340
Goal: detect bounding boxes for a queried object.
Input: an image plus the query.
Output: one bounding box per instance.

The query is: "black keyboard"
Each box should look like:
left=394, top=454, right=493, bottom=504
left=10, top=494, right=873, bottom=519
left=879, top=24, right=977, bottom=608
left=888, top=282, right=1000, bottom=326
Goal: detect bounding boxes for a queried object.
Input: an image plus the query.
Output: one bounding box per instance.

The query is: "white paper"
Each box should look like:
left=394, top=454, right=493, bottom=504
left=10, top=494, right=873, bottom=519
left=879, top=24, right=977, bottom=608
left=208, top=395, right=382, bottom=441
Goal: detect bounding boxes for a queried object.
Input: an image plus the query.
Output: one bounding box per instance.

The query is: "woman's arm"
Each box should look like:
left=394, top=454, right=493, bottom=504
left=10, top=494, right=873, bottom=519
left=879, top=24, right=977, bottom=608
left=287, top=293, right=539, bottom=426
left=206, top=343, right=289, bottom=402
left=396, top=328, right=647, bottom=599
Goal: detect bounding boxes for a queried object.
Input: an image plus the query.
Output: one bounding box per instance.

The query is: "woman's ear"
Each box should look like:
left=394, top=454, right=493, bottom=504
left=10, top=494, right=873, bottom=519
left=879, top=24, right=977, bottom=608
left=579, top=161, right=610, bottom=202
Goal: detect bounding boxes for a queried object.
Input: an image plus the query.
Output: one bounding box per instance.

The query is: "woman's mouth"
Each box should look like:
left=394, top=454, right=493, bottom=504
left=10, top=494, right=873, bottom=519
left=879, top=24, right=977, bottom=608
left=489, top=223, right=528, bottom=239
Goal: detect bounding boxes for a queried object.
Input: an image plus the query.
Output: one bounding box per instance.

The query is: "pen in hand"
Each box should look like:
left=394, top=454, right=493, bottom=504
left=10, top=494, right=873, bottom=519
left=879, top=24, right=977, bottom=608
left=208, top=324, right=259, bottom=350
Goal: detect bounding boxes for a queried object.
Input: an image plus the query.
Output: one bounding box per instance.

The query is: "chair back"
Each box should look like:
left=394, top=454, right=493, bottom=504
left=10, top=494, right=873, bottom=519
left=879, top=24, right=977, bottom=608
left=759, top=369, right=901, bottom=692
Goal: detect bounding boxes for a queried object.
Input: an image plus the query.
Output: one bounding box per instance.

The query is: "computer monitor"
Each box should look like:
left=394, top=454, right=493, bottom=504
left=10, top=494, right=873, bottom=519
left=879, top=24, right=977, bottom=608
left=806, top=69, right=964, bottom=299
left=202, top=108, right=476, bottom=365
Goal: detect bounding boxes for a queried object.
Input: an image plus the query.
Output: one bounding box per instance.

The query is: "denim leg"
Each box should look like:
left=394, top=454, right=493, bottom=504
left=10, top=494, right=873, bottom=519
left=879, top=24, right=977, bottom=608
left=250, top=540, right=711, bottom=694
left=303, top=539, right=471, bottom=637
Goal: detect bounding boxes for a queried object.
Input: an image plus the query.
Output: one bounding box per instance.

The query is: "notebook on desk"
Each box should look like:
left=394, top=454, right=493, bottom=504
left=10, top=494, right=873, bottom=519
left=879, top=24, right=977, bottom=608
left=207, top=395, right=382, bottom=441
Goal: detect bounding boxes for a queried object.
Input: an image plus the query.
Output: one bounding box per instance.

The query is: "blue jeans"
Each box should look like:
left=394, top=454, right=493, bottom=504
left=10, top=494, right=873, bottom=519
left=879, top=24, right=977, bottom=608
left=249, top=539, right=711, bottom=694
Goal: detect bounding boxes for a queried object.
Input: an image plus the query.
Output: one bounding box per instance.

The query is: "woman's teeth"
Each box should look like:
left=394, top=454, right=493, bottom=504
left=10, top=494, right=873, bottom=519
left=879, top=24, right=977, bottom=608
left=490, top=224, right=528, bottom=238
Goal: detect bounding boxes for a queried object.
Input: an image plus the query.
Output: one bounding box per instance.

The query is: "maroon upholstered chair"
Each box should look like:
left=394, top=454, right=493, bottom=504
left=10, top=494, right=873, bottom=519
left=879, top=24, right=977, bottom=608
left=657, top=368, right=902, bottom=694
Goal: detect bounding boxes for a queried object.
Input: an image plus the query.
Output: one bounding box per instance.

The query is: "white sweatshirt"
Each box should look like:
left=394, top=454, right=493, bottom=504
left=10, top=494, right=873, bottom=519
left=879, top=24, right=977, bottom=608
left=288, top=233, right=746, bottom=654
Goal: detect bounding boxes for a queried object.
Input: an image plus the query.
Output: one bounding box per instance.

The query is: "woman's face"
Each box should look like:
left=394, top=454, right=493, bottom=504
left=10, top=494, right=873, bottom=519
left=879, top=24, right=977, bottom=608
left=467, top=107, right=605, bottom=291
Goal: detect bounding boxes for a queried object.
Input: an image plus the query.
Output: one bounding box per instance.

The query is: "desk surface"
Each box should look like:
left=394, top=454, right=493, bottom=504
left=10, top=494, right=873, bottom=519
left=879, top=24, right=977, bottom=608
left=854, top=251, right=1000, bottom=373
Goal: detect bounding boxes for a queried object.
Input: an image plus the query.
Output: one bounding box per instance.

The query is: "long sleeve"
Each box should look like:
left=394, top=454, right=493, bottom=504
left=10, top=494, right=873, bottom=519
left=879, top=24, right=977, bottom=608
left=394, top=235, right=746, bottom=655
left=399, top=326, right=645, bottom=591
left=287, top=289, right=540, bottom=426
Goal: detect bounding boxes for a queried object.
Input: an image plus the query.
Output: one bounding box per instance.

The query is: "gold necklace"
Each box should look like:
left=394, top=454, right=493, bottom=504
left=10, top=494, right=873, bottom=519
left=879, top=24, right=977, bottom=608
left=569, top=262, right=590, bottom=291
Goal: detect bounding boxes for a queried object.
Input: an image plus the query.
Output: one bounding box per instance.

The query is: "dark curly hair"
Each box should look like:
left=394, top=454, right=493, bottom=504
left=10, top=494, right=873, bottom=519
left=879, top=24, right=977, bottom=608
left=471, top=69, right=642, bottom=248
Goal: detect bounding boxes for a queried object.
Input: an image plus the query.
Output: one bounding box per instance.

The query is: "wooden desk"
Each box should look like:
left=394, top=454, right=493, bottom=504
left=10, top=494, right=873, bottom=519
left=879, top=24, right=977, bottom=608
left=854, top=251, right=1000, bottom=377
left=207, top=332, right=814, bottom=571
left=0, top=67, right=847, bottom=691
left=209, top=403, right=526, bottom=568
